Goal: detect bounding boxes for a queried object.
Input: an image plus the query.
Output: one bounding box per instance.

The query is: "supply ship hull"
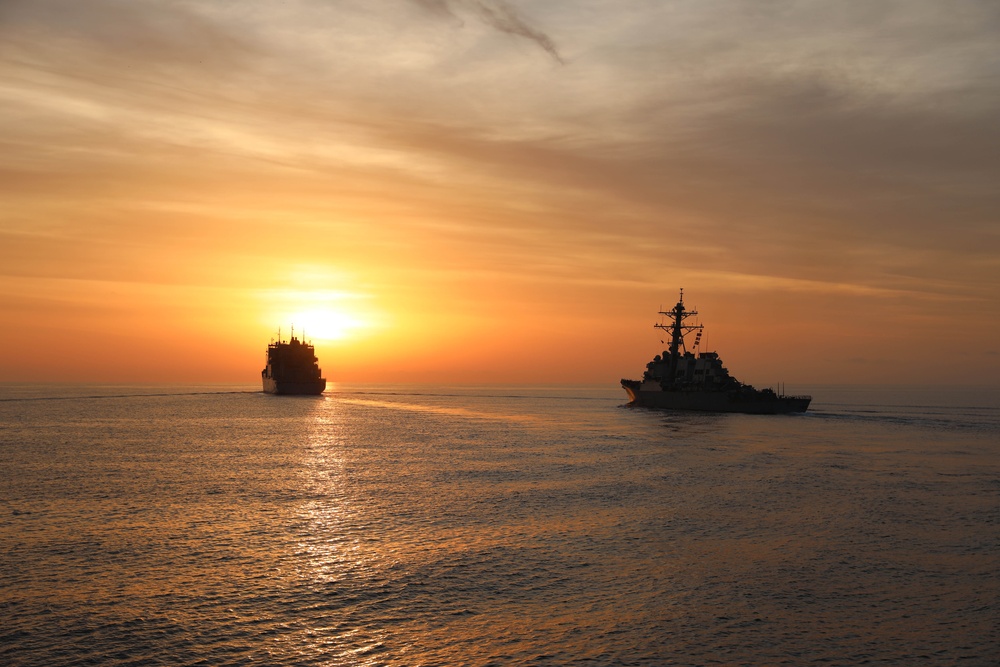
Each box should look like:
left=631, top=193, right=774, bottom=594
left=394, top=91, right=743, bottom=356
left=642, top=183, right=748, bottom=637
left=262, top=377, right=327, bottom=396
left=261, top=332, right=327, bottom=396
left=621, top=290, right=810, bottom=414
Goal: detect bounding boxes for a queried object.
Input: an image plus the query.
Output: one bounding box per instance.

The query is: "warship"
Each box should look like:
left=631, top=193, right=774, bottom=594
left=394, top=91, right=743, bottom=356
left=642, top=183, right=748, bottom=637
left=261, top=328, right=327, bottom=395
left=621, top=290, right=810, bottom=414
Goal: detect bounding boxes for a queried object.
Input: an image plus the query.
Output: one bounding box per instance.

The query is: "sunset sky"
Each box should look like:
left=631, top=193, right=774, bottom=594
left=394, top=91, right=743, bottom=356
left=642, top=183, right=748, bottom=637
left=2, top=0, right=998, bottom=386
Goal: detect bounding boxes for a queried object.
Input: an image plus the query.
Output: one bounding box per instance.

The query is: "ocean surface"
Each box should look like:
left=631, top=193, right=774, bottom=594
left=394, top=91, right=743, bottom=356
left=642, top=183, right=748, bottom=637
left=1, top=383, right=997, bottom=666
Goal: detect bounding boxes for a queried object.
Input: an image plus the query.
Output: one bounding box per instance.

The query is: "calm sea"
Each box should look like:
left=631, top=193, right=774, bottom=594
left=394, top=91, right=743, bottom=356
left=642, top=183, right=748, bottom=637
left=1, top=383, right=997, bottom=666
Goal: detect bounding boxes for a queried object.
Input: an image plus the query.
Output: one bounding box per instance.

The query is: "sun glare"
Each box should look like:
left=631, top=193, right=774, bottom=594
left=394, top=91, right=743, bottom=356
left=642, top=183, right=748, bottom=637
left=290, top=308, right=363, bottom=341
left=261, top=281, right=380, bottom=345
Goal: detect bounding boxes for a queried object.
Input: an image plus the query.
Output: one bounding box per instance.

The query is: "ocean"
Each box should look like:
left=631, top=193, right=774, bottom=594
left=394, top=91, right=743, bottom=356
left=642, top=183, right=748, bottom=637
left=1, top=383, right=997, bottom=666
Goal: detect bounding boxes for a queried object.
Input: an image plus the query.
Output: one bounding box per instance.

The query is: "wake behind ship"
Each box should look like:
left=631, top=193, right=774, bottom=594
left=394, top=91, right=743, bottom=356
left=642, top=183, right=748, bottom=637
left=621, top=290, right=810, bottom=414
left=261, top=330, right=327, bottom=395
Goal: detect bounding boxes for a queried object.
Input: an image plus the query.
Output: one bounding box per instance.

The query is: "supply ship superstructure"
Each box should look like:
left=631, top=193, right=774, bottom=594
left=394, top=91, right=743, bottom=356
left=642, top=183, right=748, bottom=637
left=621, top=291, right=810, bottom=414
left=261, top=329, right=327, bottom=395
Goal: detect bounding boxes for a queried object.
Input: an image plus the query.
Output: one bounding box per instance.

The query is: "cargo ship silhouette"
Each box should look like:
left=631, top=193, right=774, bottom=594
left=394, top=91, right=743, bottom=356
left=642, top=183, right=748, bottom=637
left=261, top=328, right=327, bottom=395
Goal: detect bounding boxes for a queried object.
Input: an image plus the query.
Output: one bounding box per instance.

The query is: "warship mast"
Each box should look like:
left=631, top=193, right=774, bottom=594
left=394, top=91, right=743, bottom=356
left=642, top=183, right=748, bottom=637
left=655, top=288, right=704, bottom=387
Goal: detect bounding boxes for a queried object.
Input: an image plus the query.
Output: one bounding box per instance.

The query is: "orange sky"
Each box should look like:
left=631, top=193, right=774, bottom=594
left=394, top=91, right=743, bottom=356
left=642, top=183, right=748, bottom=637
left=1, top=0, right=998, bottom=386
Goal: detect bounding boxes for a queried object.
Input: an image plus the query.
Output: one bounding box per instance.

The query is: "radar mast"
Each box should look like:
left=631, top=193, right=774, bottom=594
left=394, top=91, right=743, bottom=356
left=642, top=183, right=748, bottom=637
left=655, top=288, right=704, bottom=385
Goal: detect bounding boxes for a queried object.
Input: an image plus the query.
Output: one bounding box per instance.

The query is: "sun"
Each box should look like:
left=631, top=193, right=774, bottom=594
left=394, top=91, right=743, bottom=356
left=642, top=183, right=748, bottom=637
left=289, top=308, right=363, bottom=341
left=262, top=283, right=378, bottom=343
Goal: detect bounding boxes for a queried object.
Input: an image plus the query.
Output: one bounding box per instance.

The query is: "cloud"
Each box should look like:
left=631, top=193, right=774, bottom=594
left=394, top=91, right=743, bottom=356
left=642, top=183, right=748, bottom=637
left=1, top=0, right=998, bottom=302
left=0, top=0, right=256, bottom=73
left=410, top=0, right=563, bottom=63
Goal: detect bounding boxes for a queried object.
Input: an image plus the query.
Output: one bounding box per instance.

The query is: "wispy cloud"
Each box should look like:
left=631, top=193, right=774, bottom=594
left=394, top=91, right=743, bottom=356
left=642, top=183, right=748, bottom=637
left=410, top=0, right=563, bottom=62
left=0, top=0, right=256, bottom=72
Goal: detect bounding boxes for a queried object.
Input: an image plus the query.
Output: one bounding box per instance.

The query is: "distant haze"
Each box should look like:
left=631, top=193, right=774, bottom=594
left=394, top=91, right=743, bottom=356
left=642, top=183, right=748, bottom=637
left=1, top=0, right=998, bottom=385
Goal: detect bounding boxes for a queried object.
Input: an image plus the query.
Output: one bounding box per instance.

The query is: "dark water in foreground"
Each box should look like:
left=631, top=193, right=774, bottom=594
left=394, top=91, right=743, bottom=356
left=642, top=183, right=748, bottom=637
left=1, top=384, right=997, bottom=666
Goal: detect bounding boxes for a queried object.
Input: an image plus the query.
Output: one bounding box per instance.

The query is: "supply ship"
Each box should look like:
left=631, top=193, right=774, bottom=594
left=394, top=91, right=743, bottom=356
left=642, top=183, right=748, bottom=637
left=621, top=290, right=810, bottom=414
left=261, top=328, right=327, bottom=395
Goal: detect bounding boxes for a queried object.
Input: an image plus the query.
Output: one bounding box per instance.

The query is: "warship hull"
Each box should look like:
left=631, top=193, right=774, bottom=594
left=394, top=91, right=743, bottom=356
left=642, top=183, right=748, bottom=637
left=622, top=380, right=810, bottom=414
left=262, top=377, right=326, bottom=396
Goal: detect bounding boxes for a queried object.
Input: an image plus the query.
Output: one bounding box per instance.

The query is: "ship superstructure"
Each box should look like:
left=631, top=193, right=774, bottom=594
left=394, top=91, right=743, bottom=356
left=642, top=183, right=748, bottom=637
left=261, top=329, right=327, bottom=395
left=621, top=290, right=810, bottom=414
